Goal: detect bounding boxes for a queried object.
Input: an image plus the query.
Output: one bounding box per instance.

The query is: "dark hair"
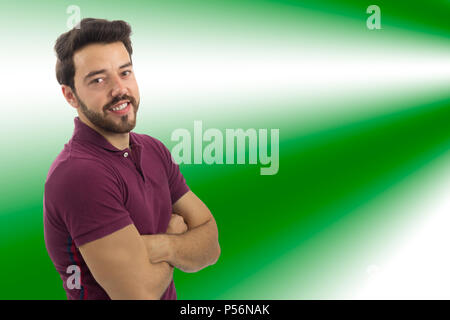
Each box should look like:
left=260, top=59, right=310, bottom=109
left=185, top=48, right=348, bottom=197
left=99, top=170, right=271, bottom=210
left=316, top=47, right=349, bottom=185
left=54, top=18, right=133, bottom=90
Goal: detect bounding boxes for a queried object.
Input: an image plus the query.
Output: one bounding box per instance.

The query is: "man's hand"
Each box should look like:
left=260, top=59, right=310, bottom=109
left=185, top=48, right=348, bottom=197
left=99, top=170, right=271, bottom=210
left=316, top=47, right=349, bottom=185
left=166, top=213, right=188, bottom=235
left=143, top=191, right=220, bottom=273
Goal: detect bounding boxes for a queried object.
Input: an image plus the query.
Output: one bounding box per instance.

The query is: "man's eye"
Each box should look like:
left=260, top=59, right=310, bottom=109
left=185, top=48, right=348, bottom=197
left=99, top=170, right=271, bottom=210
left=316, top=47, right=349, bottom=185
left=91, top=78, right=104, bottom=84
left=122, top=70, right=132, bottom=76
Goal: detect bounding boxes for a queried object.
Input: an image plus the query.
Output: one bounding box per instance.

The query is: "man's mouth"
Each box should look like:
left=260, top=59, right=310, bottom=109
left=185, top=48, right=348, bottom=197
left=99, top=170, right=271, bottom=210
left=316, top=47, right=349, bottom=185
left=108, top=100, right=131, bottom=114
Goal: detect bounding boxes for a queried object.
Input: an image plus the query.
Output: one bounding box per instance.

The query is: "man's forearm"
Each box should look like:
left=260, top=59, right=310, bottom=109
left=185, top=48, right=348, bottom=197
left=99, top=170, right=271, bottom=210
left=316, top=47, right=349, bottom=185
left=145, top=260, right=174, bottom=299
left=169, top=218, right=220, bottom=272
left=143, top=219, right=220, bottom=273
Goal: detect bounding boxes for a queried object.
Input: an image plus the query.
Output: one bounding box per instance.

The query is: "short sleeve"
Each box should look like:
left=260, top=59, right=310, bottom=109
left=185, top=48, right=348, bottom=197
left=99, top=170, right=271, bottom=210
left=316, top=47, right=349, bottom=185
left=46, top=159, right=134, bottom=248
left=152, top=137, right=190, bottom=204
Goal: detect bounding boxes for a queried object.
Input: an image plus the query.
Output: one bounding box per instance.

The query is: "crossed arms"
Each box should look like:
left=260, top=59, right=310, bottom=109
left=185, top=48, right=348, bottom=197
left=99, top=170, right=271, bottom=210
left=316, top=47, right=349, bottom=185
left=78, top=191, right=221, bottom=299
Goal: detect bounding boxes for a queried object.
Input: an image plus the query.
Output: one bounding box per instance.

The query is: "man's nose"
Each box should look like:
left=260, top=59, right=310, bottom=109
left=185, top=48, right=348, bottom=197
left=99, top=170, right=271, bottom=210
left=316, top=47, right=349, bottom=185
left=111, top=75, right=128, bottom=98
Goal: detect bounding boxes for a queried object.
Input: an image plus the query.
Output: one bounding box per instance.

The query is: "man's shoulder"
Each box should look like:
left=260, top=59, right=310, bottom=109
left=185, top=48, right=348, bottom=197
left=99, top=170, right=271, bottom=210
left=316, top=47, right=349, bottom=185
left=46, top=148, right=115, bottom=189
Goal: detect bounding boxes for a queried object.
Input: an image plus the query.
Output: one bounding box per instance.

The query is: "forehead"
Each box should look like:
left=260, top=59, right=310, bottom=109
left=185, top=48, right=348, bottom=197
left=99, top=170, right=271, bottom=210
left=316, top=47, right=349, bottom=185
left=73, top=41, right=130, bottom=77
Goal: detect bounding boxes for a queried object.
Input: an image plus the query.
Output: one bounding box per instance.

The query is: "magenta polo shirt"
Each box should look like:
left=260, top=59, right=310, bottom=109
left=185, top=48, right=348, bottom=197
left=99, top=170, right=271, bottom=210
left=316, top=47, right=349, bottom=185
left=43, top=117, right=189, bottom=300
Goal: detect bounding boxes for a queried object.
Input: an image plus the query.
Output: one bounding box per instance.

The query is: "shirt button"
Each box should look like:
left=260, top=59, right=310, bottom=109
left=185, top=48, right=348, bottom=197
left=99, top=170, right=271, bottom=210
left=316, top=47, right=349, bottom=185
left=123, top=152, right=129, bottom=158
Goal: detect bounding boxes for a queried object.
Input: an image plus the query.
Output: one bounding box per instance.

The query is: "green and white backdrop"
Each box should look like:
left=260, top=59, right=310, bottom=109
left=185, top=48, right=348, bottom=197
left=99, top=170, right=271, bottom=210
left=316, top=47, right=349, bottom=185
left=0, top=0, right=449, bottom=299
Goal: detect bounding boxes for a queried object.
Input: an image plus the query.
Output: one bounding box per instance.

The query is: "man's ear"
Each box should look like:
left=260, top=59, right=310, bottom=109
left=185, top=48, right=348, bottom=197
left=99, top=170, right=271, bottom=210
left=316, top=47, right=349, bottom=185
left=61, top=85, right=79, bottom=109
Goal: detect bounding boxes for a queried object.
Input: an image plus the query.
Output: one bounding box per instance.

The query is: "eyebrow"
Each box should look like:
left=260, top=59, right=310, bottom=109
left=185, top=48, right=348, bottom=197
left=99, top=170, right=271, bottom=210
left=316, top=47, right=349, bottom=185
left=119, top=62, right=132, bottom=69
left=84, top=61, right=133, bottom=82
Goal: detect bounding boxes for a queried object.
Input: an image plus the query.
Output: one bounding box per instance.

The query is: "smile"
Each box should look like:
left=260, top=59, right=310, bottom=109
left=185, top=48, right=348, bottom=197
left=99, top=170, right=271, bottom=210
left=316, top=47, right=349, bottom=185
left=108, top=101, right=131, bottom=115
left=110, top=102, right=128, bottom=111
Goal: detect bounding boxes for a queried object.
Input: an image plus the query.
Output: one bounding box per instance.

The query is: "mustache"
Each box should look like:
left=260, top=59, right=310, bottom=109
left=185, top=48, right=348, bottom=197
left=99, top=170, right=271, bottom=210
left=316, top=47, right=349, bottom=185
left=103, top=95, right=137, bottom=111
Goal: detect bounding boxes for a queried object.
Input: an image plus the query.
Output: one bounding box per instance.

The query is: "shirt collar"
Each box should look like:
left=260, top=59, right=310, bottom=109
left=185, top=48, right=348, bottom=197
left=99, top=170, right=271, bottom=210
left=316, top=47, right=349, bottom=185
left=72, top=117, right=140, bottom=153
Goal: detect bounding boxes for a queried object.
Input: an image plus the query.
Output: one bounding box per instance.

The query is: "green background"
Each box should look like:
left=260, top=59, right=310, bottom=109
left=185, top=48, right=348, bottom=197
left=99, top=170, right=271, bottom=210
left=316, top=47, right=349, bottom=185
left=0, top=0, right=449, bottom=299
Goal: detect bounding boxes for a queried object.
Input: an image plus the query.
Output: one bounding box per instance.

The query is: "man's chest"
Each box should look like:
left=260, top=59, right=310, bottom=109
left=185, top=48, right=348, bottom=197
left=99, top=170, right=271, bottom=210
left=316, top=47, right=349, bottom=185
left=116, top=153, right=172, bottom=235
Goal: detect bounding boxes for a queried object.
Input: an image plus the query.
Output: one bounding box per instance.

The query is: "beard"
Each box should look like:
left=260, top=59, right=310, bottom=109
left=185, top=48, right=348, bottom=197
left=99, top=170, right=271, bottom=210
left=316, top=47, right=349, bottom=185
left=75, top=92, right=139, bottom=134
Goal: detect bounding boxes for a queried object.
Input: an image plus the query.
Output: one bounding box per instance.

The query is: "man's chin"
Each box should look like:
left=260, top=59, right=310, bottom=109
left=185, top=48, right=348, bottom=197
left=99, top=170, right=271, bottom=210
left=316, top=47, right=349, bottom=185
left=109, top=122, right=136, bottom=134
left=78, top=101, right=138, bottom=134
left=89, top=118, right=136, bottom=134
left=104, top=113, right=137, bottom=133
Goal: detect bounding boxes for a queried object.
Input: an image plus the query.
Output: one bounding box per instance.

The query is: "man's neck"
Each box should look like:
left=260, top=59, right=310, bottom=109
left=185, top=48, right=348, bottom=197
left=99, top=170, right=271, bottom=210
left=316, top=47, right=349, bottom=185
left=101, top=130, right=130, bottom=151
left=79, top=117, right=130, bottom=151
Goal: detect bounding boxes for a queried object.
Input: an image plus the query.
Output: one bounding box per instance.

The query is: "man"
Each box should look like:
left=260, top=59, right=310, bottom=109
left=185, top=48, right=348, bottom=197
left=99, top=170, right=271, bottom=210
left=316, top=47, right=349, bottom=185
left=43, top=18, right=220, bottom=300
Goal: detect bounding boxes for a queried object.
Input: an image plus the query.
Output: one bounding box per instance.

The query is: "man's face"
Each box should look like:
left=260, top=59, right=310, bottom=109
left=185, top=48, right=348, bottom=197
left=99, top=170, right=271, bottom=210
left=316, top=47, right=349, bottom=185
left=71, top=41, right=140, bottom=134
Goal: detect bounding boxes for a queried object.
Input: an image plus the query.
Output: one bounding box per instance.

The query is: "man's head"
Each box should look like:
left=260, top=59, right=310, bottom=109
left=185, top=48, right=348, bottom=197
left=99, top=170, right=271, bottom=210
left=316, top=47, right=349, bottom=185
left=55, top=18, right=140, bottom=134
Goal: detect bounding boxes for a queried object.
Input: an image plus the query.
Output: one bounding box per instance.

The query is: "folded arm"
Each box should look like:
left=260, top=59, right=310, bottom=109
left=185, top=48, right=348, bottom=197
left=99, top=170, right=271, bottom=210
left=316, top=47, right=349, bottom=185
left=142, top=191, right=221, bottom=273
left=79, top=224, right=173, bottom=299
